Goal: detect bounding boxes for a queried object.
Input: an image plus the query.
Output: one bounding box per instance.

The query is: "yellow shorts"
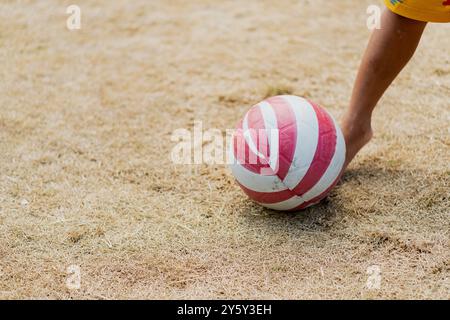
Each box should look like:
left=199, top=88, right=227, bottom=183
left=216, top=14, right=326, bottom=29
left=385, top=0, right=450, bottom=23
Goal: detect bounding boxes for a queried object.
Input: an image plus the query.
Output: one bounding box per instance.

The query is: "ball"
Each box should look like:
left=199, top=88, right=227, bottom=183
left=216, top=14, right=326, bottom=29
left=229, top=95, right=346, bottom=211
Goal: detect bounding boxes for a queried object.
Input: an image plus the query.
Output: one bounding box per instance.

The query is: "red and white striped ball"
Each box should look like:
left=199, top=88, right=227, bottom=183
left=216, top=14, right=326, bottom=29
left=230, top=95, right=346, bottom=211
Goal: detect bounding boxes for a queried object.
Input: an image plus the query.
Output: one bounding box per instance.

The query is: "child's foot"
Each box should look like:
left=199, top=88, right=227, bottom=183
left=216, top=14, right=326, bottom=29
left=340, top=116, right=373, bottom=169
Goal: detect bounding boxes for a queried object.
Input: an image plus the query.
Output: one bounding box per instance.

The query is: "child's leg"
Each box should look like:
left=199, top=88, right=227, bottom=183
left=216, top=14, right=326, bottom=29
left=341, top=9, right=427, bottom=168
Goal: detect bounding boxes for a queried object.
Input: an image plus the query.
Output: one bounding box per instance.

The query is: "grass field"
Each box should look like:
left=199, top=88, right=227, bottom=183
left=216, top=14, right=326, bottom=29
left=0, top=0, right=449, bottom=299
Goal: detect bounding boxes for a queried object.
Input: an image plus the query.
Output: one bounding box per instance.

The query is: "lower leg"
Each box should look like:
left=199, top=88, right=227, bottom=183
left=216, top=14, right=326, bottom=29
left=342, top=9, right=427, bottom=168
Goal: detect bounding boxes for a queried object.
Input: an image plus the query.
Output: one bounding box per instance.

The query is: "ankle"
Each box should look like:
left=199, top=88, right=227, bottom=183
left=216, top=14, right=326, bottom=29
left=341, top=114, right=373, bottom=136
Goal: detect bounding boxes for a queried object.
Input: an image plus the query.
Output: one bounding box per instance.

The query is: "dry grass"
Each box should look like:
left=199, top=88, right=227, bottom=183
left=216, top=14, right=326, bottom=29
left=0, top=0, right=449, bottom=299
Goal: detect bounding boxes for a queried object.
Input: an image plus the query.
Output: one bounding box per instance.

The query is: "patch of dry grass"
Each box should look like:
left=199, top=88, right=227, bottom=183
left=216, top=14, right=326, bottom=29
left=263, top=85, right=294, bottom=99
left=0, top=0, right=449, bottom=299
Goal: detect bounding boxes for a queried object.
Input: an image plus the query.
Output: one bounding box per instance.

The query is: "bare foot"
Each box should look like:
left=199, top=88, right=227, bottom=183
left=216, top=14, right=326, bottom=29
left=340, top=117, right=373, bottom=169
